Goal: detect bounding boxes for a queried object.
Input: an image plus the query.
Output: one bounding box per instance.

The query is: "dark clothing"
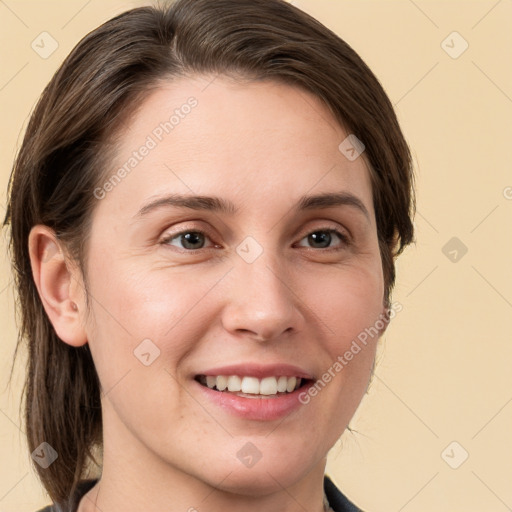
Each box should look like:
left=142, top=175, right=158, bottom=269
left=36, top=475, right=362, bottom=511
left=324, top=475, right=362, bottom=511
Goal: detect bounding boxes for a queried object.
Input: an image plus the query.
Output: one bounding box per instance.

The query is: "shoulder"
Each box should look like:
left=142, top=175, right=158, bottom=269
left=324, top=474, right=364, bottom=512
left=34, top=479, right=99, bottom=512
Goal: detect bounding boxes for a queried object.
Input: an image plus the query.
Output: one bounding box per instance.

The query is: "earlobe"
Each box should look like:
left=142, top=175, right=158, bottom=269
left=28, top=225, right=88, bottom=347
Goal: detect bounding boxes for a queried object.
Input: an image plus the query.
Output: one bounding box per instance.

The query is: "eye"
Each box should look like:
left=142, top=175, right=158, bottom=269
left=161, top=230, right=216, bottom=251
left=160, top=227, right=350, bottom=252
left=296, top=228, right=349, bottom=250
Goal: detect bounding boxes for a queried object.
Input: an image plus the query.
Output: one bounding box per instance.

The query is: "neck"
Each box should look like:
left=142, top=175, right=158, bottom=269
left=79, top=466, right=329, bottom=512
left=78, top=406, right=330, bottom=512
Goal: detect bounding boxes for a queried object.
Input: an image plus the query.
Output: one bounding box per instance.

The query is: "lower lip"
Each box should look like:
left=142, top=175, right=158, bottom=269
left=194, top=379, right=312, bottom=421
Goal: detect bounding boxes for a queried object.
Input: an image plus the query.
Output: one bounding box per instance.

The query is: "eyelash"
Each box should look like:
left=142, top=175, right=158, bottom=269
left=159, top=226, right=351, bottom=252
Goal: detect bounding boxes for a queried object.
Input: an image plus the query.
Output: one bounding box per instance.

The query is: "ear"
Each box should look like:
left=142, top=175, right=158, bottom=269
left=28, top=225, right=88, bottom=347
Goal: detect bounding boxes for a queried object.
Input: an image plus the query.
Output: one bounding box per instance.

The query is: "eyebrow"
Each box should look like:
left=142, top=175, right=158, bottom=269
left=135, top=191, right=370, bottom=219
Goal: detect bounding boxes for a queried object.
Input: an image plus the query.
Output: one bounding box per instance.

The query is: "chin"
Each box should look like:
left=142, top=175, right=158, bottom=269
left=206, top=455, right=314, bottom=497
left=218, top=470, right=299, bottom=497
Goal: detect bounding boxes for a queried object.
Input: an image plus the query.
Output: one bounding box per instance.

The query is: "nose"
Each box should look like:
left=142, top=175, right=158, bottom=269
left=220, top=251, right=305, bottom=342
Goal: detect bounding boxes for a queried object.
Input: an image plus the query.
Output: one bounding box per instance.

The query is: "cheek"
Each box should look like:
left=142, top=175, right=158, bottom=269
left=86, top=253, right=216, bottom=340
left=83, top=255, right=237, bottom=408
left=297, top=259, right=384, bottom=342
left=296, top=260, right=383, bottom=412
left=83, top=259, right=210, bottom=426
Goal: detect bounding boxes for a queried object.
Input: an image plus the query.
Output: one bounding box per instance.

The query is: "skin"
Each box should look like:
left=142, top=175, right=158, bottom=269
left=29, top=75, right=387, bottom=512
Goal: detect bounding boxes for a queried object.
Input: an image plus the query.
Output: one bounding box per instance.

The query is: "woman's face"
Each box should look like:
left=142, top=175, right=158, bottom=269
left=81, top=76, right=385, bottom=494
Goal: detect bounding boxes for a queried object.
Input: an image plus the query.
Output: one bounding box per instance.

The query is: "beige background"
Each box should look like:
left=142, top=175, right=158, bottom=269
left=1, top=1, right=511, bottom=511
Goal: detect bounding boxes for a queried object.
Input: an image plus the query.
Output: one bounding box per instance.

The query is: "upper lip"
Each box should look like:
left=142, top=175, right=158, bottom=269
left=195, top=363, right=314, bottom=380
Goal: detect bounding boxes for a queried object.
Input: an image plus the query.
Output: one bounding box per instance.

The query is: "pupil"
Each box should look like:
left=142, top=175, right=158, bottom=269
left=309, top=231, right=331, bottom=248
left=182, top=232, right=204, bottom=249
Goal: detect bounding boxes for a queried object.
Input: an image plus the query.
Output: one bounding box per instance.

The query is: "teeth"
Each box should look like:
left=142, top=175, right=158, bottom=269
left=216, top=375, right=228, bottom=391
left=227, top=375, right=242, bottom=392
left=260, top=376, right=277, bottom=395
left=286, top=376, right=297, bottom=393
left=277, top=376, right=288, bottom=393
left=200, top=375, right=303, bottom=395
left=241, top=376, right=260, bottom=394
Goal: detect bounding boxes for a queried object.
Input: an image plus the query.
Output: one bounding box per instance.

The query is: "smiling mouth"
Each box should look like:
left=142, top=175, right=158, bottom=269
left=194, top=374, right=312, bottom=398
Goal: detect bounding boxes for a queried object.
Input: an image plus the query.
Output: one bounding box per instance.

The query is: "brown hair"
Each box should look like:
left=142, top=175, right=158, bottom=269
left=3, top=0, right=414, bottom=505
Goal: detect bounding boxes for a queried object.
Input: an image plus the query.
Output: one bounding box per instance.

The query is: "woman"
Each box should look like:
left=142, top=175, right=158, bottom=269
left=4, top=0, right=414, bottom=510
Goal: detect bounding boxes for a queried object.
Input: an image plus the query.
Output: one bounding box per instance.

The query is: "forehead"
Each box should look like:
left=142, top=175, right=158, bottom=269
left=94, top=75, right=374, bottom=220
